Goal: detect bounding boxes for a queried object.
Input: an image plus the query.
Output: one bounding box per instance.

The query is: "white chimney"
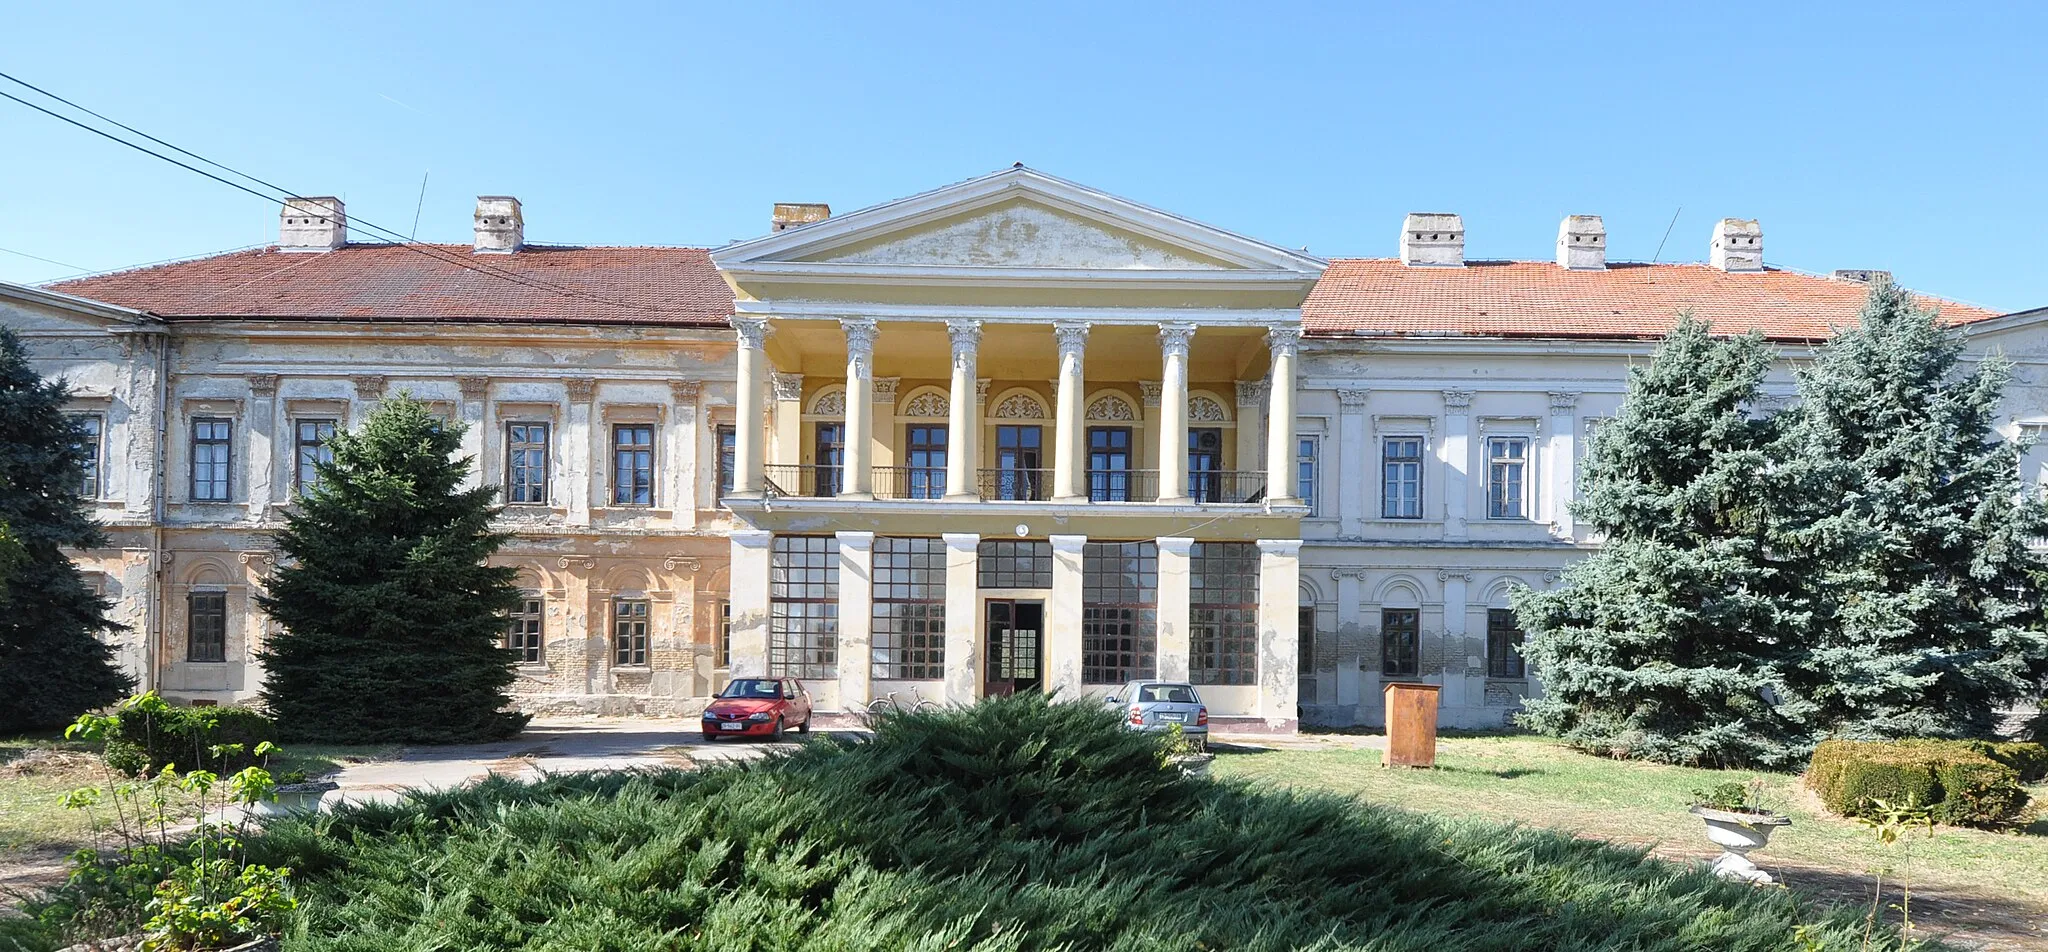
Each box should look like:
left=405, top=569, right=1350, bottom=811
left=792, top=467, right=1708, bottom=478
left=1399, top=213, right=1464, bottom=267
left=772, top=202, right=830, bottom=232
left=1556, top=215, right=1606, bottom=270
left=1710, top=218, right=1763, bottom=272
left=474, top=196, right=524, bottom=254
left=1831, top=269, right=1893, bottom=286
left=278, top=197, right=346, bottom=251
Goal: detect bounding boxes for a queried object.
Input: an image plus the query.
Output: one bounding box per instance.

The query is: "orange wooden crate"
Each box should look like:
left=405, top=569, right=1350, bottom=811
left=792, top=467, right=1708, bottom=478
left=1383, top=682, right=1441, bottom=768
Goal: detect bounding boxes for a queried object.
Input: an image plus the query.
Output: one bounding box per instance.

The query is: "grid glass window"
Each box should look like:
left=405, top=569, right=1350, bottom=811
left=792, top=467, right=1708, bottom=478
left=73, top=414, right=103, bottom=498
left=1088, top=427, right=1132, bottom=501
left=716, top=425, right=737, bottom=498
left=716, top=602, right=731, bottom=668
left=190, top=418, right=232, bottom=501
left=187, top=590, right=227, bottom=663
left=506, top=422, right=550, bottom=505
left=506, top=595, right=544, bottom=664
left=1383, top=437, right=1424, bottom=519
left=769, top=536, right=838, bottom=679
left=612, top=424, right=655, bottom=506
left=814, top=422, right=845, bottom=497
left=1488, top=608, right=1527, bottom=678
left=1297, top=437, right=1318, bottom=515
left=1487, top=437, right=1528, bottom=519
left=905, top=425, right=947, bottom=499
left=978, top=540, right=1052, bottom=589
left=1190, top=542, right=1259, bottom=685
left=613, top=598, right=649, bottom=666
left=295, top=419, right=336, bottom=491
left=872, top=537, right=946, bottom=680
left=1082, top=541, right=1157, bottom=684
left=1382, top=608, right=1419, bottom=677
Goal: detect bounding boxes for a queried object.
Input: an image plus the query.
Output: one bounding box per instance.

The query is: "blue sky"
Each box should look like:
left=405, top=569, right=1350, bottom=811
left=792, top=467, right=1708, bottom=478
left=2, top=2, right=2043, bottom=311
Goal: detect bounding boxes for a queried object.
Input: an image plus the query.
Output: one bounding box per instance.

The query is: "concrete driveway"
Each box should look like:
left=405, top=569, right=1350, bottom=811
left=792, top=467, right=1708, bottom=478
left=329, top=716, right=834, bottom=806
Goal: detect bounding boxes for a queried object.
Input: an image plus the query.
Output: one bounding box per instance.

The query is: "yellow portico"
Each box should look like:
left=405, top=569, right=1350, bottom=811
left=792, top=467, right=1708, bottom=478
left=710, top=167, right=1325, bottom=730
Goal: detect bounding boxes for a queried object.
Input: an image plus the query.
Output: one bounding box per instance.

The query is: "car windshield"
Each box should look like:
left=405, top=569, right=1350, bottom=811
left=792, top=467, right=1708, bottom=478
left=719, top=679, right=783, bottom=699
left=1137, top=684, right=1198, bottom=704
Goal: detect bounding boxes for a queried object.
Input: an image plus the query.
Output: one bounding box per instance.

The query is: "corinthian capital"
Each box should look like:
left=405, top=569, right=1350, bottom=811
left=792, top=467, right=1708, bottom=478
left=1158, top=323, right=1196, bottom=359
left=947, top=319, right=983, bottom=359
left=730, top=317, right=770, bottom=349
left=1266, top=325, right=1301, bottom=359
left=1053, top=320, right=1091, bottom=355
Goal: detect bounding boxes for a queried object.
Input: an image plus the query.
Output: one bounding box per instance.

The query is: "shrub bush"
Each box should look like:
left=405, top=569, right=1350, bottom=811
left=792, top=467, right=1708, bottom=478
left=1965, top=739, right=2048, bottom=783
left=110, top=695, right=277, bottom=776
left=1806, top=738, right=2029, bottom=828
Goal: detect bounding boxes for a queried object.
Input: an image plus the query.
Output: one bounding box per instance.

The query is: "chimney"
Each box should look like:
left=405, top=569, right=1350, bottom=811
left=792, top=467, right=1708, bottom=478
left=1399, top=213, right=1464, bottom=267
left=1710, top=218, right=1763, bottom=272
left=1556, top=215, right=1606, bottom=270
left=474, top=196, right=524, bottom=254
left=772, top=202, right=830, bottom=232
left=1831, top=269, right=1894, bottom=287
left=278, top=197, right=346, bottom=251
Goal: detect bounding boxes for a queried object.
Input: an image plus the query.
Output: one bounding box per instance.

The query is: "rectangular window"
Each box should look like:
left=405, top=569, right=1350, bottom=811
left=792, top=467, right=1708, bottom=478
left=506, top=595, right=544, bottom=665
left=295, top=418, right=336, bottom=491
left=1383, top=437, right=1424, bottom=519
left=769, top=536, right=838, bottom=679
left=814, top=422, right=845, bottom=497
left=905, top=425, right=947, bottom=499
left=1487, top=437, right=1528, bottom=519
left=716, top=425, right=737, bottom=498
left=1190, top=542, right=1259, bottom=685
left=1082, top=541, right=1157, bottom=684
left=1382, top=608, right=1419, bottom=677
left=1189, top=428, right=1225, bottom=502
left=993, top=425, right=1044, bottom=501
left=872, top=537, right=946, bottom=680
left=978, top=540, right=1052, bottom=589
left=612, top=597, right=649, bottom=666
left=505, top=422, right=550, bottom=505
left=187, top=590, right=227, bottom=663
left=73, top=413, right=103, bottom=499
left=716, top=601, right=731, bottom=668
left=1297, top=437, right=1318, bottom=515
left=1488, top=608, right=1527, bottom=679
left=612, top=424, right=655, bottom=506
left=1087, top=427, right=1132, bottom=502
left=190, top=418, right=232, bottom=502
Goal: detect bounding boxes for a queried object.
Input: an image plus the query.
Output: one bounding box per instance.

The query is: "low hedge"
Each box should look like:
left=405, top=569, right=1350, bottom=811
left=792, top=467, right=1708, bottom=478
left=1965, top=739, right=2048, bottom=783
left=1807, top=739, right=2031, bottom=828
left=106, top=701, right=278, bottom=777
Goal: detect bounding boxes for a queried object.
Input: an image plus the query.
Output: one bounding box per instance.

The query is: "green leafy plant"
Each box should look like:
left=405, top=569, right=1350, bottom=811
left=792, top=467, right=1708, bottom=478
left=1807, top=738, right=2028, bottom=828
left=141, top=858, right=295, bottom=952
left=1158, top=722, right=1204, bottom=759
left=1853, top=797, right=1935, bottom=951
left=1689, top=778, right=1776, bottom=815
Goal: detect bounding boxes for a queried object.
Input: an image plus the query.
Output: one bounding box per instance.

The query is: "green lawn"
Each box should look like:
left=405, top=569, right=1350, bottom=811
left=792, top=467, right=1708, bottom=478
left=1213, top=733, right=2048, bottom=905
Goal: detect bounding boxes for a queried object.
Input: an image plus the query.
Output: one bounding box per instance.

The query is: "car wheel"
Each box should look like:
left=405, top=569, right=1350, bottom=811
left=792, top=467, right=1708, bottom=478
left=772, top=717, right=785, bottom=741
left=701, top=733, right=717, bottom=743
left=797, top=713, right=810, bottom=734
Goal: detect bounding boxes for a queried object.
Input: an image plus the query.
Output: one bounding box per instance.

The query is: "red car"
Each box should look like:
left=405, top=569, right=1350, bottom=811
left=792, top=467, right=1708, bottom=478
left=701, top=677, right=814, bottom=741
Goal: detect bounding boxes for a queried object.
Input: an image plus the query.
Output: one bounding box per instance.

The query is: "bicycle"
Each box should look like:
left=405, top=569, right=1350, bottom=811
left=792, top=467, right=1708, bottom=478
left=861, top=687, right=943, bottom=722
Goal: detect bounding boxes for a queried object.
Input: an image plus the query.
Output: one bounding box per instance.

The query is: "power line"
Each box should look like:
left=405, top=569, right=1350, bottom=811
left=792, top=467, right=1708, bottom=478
left=0, top=245, right=90, bottom=274
left=0, top=73, right=716, bottom=318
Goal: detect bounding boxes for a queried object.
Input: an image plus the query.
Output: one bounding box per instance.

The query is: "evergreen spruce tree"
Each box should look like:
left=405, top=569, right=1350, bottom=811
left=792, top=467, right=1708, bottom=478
left=1514, top=316, right=1820, bottom=767
left=258, top=394, right=527, bottom=743
left=1780, top=283, right=2048, bottom=739
left=0, top=327, right=131, bottom=732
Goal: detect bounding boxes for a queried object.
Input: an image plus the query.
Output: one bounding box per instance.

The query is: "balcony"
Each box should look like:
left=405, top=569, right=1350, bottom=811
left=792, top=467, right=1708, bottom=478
left=764, top=464, right=1265, bottom=505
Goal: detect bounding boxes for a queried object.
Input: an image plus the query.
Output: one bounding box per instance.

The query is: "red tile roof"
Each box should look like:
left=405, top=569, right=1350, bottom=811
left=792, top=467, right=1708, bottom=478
left=1301, top=259, right=2002, bottom=341
left=47, top=243, right=734, bottom=327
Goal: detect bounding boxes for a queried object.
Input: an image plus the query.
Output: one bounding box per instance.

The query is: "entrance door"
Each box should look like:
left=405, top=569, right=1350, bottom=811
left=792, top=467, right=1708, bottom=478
left=1189, top=427, right=1224, bottom=501
left=995, top=425, right=1044, bottom=500
left=815, top=422, right=845, bottom=497
left=905, top=424, right=947, bottom=499
left=984, top=599, right=1045, bottom=696
left=1088, top=426, right=1132, bottom=501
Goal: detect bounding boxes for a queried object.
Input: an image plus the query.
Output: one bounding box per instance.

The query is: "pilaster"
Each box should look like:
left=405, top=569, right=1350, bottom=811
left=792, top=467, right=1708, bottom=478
left=1337, top=389, right=1368, bottom=535
left=942, top=532, right=981, bottom=705
left=1046, top=534, right=1087, bottom=696
left=1155, top=537, right=1194, bottom=681
left=835, top=531, right=875, bottom=710
left=1442, top=389, right=1473, bottom=540
left=1255, top=539, right=1301, bottom=725
left=1438, top=569, right=1472, bottom=712
left=565, top=378, right=596, bottom=525
left=727, top=530, right=773, bottom=678
left=457, top=375, right=489, bottom=492
left=1547, top=391, right=1580, bottom=539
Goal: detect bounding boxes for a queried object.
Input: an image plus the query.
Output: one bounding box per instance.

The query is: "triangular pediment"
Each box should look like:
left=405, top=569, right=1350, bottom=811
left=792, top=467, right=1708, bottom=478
left=712, top=166, right=1327, bottom=277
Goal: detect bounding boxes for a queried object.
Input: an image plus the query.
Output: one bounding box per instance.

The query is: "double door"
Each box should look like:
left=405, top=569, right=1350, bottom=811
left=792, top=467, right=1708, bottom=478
left=983, top=599, right=1044, bottom=696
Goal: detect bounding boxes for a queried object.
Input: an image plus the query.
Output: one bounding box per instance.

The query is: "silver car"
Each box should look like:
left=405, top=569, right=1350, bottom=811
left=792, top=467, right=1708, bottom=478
left=1105, top=680, right=1208, bottom=748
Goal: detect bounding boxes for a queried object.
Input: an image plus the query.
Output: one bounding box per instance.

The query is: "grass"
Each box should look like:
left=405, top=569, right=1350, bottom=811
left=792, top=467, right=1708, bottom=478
left=188, top=697, right=1911, bottom=951
left=1212, top=733, right=2048, bottom=905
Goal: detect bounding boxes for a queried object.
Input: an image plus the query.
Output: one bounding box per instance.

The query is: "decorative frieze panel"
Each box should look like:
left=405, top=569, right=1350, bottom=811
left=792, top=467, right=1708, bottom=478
left=993, top=393, right=1047, bottom=419
left=900, top=390, right=949, bottom=419
left=1085, top=394, right=1136, bottom=422
left=1188, top=395, right=1228, bottom=422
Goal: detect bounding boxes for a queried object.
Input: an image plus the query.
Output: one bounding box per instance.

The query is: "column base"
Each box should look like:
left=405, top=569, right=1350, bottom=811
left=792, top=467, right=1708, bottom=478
left=1052, top=494, right=1089, bottom=503
left=1268, top=496, right=1305, bottom=507
left=942, top=491, right=980, bottom=502
left=836, top=491, right=876, bottom=501
left=1158, top=495, right=1193, bottom=505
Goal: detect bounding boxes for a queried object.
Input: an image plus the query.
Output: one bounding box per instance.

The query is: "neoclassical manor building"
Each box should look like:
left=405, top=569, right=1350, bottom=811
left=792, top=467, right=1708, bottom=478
left=10, top=166, right=2039, bottom=730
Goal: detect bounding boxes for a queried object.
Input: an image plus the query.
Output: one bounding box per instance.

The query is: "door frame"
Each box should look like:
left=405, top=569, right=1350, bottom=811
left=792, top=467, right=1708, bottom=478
left=982, top=596, right=1046, bottom=697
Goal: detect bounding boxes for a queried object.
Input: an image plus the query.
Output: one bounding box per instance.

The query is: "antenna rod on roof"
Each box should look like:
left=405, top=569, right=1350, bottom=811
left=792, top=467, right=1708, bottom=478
left=1651, top=206, right=1681, bottom=263
left=409, top=169, right=430, bottom=240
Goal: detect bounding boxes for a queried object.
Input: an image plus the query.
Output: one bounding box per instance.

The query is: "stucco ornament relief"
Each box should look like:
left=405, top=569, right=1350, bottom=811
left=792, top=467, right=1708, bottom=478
left=1053, top=320, right=1090, bottom=355
left=771, top=373, right=804, bottom=402
left=811, top=389, right=847, bottom=417
left=900, top=391, right=949, bottom=419
left=1139, top=381, right=1163, bottom=408
left=810, top=201, right=1231, bottom=270
left=1188, top=395, right=1228, bottom=422
left=993, top=393, right=1047, bottom=419
left=1085, top=395, right=1136, bottom=422
left=1235, top=380, right=1268, bottom=407
left=729, top=317, right=769, bottom=349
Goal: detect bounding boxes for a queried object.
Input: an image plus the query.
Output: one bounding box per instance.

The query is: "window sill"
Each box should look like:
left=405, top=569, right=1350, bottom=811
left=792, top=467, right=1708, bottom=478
left=611, top=665, right=653, bottom=672
left=594, top=507, right=675, bottom=518
left=1367, top=517, right=1443, bottom=526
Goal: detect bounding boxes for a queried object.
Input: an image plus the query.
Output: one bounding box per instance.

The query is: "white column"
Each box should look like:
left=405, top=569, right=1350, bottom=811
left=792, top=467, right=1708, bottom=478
left=1337, top=389, right=1368, bottom=534
left=838, top=319, right=877, bottom=498
left=1158, top=324, right=1195, bottom=502
left=771, top=372, right=803, bottom=483
left=1234, top=380, right=1267, bottom=496
left=1046, top=534, right=1087, bottom=696
left=942, top=532, right=980, bottom=705
left=1547, top=391, right=1580, bottom=538
left=835, top=531, right=874, bottom=709
left=945, top=321, right=982, bottom=500
left=1438, top=570, right=1472, bottom=716
left=1442, top=390, right=1472, bottom=539
left=727, top=530, right=773, bottom=677
left=1156, top=537, right=1193, bottom=680
left=730, top=318, right=769, bottom=496
left=1256, top=539, right=1302, bottom=725
left=1051, top=321, right=1090, bottom=502
left=1265, top=327, right=1302, bottom=505
left=1332, top=569, right=1365, bottom=715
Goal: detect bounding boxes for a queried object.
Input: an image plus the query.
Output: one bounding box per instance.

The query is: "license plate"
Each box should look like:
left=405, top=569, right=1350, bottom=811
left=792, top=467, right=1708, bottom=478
left=1158, top=713, right=1185, bottom=723
left=721, top=722, right=745, bottom=731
